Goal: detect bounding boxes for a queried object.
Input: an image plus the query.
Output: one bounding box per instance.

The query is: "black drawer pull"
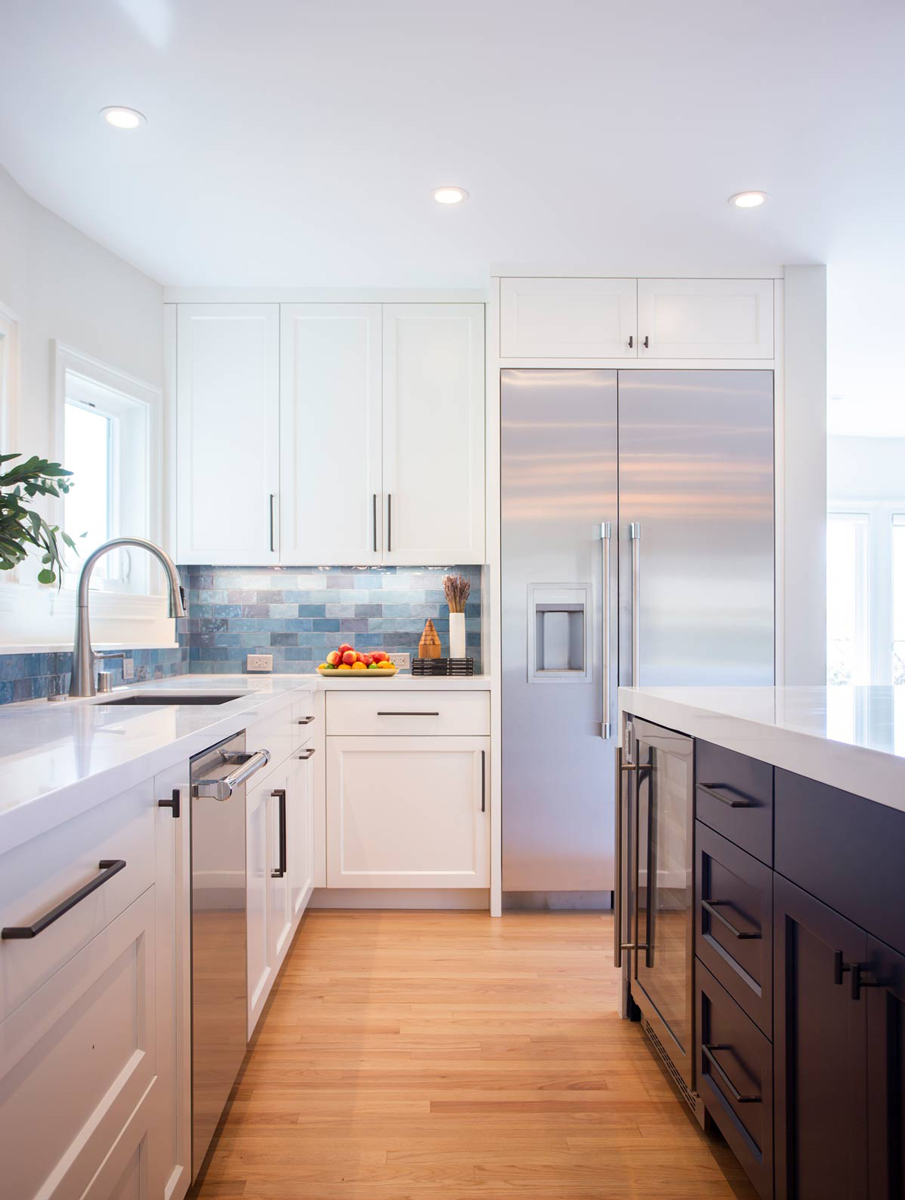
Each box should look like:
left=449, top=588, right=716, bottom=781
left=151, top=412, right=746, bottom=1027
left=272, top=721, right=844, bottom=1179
left=376, top=711, right=440, bottom=717
left=297, top=716, right=315, bottom=725
left=297, top=748, right=316, bottom=760
left=698, top=782, right=756, bottom=809
left=701, top=899, right=761, bottom=940
left=2, top=860, right=127, bottom=940
left=702, top=1043, right=761, bottom=1103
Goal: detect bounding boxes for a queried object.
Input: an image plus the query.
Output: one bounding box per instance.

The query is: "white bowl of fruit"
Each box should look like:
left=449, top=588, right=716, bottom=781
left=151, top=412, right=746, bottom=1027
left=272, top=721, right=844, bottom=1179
left=317, top=644, right=398, bottom=677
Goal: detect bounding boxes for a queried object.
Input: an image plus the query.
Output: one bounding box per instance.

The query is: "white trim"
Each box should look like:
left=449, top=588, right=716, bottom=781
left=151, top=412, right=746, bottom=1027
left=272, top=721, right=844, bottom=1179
left=486, top=275, right=502, bottom=917
left=491, top=263, right=786, bottom=280
left=0, top=301, right=20, bottom=456
left=308, top=888, right=490, bottom=911
left=773, top=279, right=785, bottom=685
left=163, top=287, right=487, bottom=305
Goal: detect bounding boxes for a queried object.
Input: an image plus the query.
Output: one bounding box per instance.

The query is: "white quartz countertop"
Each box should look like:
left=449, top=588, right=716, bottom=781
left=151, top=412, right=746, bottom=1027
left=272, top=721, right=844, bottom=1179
left=0, top=672, right=492, bottom=854
left=619, top=685, right=905, bottom=814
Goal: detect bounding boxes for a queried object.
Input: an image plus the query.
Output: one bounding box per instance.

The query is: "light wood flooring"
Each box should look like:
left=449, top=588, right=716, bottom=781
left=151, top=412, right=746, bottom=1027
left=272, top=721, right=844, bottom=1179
left=191, top=910, right=757, bottom=1200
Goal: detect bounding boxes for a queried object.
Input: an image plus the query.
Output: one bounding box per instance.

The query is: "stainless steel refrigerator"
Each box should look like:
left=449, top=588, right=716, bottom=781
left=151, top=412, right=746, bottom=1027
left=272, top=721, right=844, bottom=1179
left=501, top=369, right=774, bottom=905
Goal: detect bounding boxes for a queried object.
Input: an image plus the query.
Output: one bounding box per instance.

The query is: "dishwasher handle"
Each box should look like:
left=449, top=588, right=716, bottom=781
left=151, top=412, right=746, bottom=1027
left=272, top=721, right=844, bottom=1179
left=195, top=748, right=271, bottom=800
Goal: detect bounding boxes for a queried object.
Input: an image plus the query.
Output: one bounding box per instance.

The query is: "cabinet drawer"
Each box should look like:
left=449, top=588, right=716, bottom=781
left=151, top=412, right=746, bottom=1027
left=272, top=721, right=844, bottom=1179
left=0, top=888, right=156, bottom=1200
left=695, top=822, right=773, bottom=1037
left=775, top=767, right=905, bottom=957
left=696, top=960, right=774, bottom=1200
left=245, top=702, right=301, bottom=777
left=326, top=690, right=489, bottom=736
left=696, top=740, right=773, bottom=865
left=0, top=779, right=155, bottom=1021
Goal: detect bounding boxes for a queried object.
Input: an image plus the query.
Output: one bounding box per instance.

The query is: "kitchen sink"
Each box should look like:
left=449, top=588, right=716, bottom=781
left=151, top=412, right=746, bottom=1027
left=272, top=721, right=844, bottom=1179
left=98, top=693, right=244, bottom=706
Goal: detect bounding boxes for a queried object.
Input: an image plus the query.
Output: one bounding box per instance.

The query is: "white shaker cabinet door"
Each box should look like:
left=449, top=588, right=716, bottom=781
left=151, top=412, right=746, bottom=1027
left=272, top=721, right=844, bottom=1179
left=279, top=304, right=383, bottom=564
left=327, top=736, right=490, bottom=888
left=637, top=278, right=774, bottom=359
left=500, top=277, right=638, bottom=358
left=382, top=304, right=485, bottom=565
left=176, top=304, right=280, bottom=564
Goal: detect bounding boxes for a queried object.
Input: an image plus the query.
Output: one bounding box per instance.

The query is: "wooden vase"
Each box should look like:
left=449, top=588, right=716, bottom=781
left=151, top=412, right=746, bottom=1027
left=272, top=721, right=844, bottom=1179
left=418, top=618, right=442, bottom=659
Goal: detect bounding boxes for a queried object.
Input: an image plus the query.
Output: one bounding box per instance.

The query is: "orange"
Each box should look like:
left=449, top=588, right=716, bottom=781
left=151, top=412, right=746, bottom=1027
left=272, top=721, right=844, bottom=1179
left=337, top=663, right=352, bottom=671
left=351, top=661, right=367, bottom=670
left=378, top=660, right=394, bottom=668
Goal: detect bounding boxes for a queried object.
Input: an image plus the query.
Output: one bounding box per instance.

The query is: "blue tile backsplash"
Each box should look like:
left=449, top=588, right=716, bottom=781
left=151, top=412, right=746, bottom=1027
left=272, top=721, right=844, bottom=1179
left=0, top=564, right=483, bottom=703
left=179, top=564, right=483, bottom=675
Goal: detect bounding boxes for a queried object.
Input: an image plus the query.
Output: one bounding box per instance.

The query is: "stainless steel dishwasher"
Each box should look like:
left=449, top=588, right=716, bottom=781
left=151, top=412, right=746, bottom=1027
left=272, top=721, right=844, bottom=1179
left=191, top=732, right=270, bottom=1179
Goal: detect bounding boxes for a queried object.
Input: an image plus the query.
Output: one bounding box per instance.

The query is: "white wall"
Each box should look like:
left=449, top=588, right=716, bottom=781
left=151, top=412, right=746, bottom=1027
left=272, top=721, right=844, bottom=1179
left=828, top=435, right=905, bottom=503
left=0, top=165, right=174, bottom=648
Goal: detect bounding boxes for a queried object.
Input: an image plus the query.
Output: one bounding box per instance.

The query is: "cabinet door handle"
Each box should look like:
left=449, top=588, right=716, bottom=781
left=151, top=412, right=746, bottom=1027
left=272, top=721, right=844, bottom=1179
left=269, top=494, right=276, bottom=553
left=697, top=782, right=756, bottom=809
left=481, top=750, right=486, bottom=813
left=372, top=493, right=378, bottom=553
left=701, top=899, right=760, bottom=940
left=386, top=493, right=393, bottom=552
left=702, top=1044, right=761, bottom=1103
left=158, top=788, right=181, bottom=819
left=642, top=335, right=650, bottom=349
left=833, top=951, right=880, bottom=1001
left=297, top=748, right=316, bottom=760
left=376, top=711, right=440, bottom=717
left=628, top=335, right=634, bottom=349
left=271, top=789, right=287, bottom=878
left=297, top=716, right=315, bottom=725
left=2, top=860, right=127, bottom=939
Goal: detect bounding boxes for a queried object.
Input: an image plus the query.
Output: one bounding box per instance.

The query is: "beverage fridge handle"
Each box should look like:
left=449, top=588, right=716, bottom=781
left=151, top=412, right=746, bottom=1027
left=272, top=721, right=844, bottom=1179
left=630, top=523, right=641, bottom=684
left=600, top=521, right=612, bottom=739
left=615, top=753, right=649, bottom=967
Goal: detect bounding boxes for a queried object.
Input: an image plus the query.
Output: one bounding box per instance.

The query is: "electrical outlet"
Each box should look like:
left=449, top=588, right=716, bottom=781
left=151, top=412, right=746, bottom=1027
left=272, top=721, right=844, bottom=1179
left=389, top=653, right=411, bottom=671
left=122, top=657, right=134, bottom=681
left=246, top=654, right=273, bottom=673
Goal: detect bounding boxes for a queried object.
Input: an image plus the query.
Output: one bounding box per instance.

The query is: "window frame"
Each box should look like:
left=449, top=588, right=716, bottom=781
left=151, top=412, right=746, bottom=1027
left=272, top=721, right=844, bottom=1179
left=52, top=341, right=163, bottom=600
left=828, top=499, right=905, bottom=686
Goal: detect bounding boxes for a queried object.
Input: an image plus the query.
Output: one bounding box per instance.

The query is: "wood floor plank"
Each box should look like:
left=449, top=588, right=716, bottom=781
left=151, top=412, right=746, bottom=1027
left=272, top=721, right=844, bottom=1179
left=190, top=910, right=757, bottom=1200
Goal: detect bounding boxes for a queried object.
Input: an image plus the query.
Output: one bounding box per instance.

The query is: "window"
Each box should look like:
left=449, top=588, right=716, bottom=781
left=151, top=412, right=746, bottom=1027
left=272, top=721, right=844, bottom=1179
left=827, top=503, right=905, bottom=685
left=827, top=512, right=870, bottom=685
left=55, top=344, right=158, bottom=594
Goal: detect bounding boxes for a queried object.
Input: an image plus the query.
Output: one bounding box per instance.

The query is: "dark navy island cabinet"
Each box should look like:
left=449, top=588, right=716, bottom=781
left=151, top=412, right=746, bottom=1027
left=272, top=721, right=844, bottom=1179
left=689, top=742, right=905, bottom=1200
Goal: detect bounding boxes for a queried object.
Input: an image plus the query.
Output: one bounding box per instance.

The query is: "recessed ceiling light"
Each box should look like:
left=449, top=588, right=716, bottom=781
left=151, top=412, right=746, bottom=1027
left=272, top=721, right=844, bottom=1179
left=432, top=186, right=469, bottom=205
left=100, top=106, right=146, bottom=130
left=729, top=191, right=767, bottom=209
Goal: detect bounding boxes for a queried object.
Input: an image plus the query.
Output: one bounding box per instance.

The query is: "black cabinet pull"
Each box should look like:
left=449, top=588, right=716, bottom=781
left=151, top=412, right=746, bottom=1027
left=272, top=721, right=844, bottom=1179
left=628, top=335, right=634, bottom=349
left=642, top=335, right=650, bottom=349
left=481, top=750, right=486, bottom=813
left=158, top=788, right=181, bottom=819
left=833, top=950, right=880, bottom=1001
left=376, top=711, right=440, bottom=717
left=2, top=860, right=127, bottom=939
left=298, top=748, right=316, bottom=760
left=698, top=782, right=756, bottom=809
left=701, top=898, right=760, bottom=940
left=297, top=716, right=315, bottom=725
left=271, top=789, right=287, bottom=878
left=702, top=1043, right=761, bottom=1103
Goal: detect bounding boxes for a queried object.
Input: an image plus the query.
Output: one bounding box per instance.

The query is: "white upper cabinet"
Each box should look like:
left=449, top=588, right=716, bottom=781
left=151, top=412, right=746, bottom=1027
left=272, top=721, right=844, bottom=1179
left=280, top=305, right=383, bottom=564
left=637, top=278, right=774, bottom=359
left=500, top=278, right=638, bottom=358
left=382, top=304, right=485, bottom=565
left=176, top=304, right=280, bottom=564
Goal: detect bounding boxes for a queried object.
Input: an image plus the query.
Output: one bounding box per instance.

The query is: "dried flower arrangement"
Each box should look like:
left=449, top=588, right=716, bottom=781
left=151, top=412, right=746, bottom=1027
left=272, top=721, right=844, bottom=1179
left=443, top=574, right=471, bottom=614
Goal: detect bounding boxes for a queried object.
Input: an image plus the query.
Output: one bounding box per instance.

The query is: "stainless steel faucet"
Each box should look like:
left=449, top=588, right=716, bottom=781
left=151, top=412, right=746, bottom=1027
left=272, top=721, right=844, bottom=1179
left=69, top=537, right=187, bottom=698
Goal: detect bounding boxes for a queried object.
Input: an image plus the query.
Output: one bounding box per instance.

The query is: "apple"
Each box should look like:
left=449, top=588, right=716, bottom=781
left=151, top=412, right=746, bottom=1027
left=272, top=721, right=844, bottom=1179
left=326, top=650, right=342, bottom=666
left=342, top=650, right=357, bottom=665
left=359, top=654, right=373, bottom=666
left=371, top=651, right=388, bottom=663
left=338, top=643, right=353, bottom=654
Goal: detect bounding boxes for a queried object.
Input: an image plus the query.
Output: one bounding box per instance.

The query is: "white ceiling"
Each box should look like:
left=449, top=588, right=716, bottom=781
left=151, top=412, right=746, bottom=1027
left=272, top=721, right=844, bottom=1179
left=2, top=0, right=904, bottom=430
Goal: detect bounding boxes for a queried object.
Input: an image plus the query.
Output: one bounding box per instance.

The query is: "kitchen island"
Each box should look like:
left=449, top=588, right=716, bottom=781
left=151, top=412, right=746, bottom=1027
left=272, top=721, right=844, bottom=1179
left=616, top=685, right=905, bottom=1200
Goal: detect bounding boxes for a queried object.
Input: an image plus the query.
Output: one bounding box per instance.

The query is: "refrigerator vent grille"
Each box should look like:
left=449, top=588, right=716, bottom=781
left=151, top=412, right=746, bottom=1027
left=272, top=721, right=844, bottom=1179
left=643, top=1020, right=698, bottom=1114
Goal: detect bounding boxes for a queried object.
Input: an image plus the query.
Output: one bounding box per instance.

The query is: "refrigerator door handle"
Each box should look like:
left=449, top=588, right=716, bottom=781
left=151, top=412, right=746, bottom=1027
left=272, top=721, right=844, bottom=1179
left=600, top=521, right=612, bottom=739
left=630, top=522, right=642, bottom=683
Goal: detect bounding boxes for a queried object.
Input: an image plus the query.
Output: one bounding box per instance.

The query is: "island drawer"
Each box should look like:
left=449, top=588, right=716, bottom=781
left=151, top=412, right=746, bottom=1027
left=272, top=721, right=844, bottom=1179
left=775, top=767, right=905, bottom=956
left=326, top=690, right=489, bottom=736
left=695, top=822, right=773, bottom=1037
left=696, top=740, right=773, bottom=865
left=0, top=779, right=155, bottom=1021
left=696, top=960, right=774, bottom=1200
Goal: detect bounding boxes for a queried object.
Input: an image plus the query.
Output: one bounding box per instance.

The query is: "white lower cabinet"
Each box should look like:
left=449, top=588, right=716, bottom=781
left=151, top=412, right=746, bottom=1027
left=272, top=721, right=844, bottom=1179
left=0, top=888, right=157, bottom=1200
left=289, top=745, right=316, bottom=919
left=327, top=736, right=490, bottom=888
